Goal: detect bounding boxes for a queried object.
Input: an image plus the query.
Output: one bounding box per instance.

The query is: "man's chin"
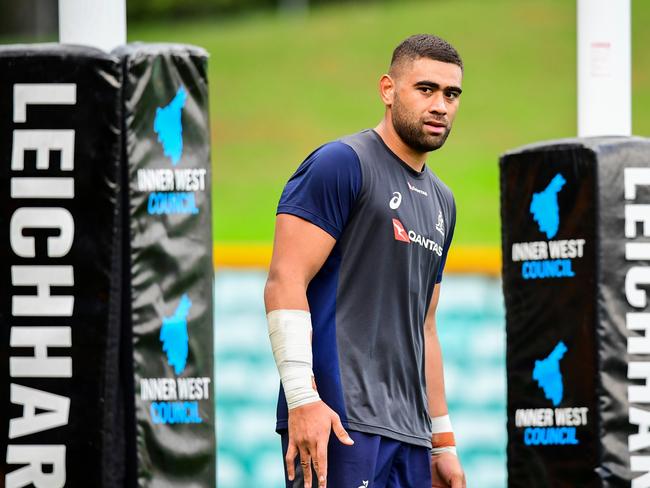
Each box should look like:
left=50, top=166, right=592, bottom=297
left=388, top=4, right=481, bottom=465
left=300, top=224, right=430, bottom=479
left=393, top=121, right=449, bottom=153
left=420, top=133, right=448, bottom=152
left=428, top=139, right=446, bottom=151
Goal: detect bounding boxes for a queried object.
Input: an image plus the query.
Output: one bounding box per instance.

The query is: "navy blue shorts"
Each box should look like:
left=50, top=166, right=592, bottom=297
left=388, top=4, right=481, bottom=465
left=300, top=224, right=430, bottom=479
left=280, top=430, right=432, bottom=488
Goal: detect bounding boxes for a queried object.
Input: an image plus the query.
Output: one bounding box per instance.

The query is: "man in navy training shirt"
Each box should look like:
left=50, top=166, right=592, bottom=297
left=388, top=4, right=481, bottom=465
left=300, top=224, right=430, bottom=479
left=265, top=34, right=465, bottom=488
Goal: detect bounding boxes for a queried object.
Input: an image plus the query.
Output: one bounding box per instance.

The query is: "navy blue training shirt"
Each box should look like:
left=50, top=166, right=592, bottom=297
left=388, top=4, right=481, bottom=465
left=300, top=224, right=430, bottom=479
left=276, top=129, right=456, bottom=447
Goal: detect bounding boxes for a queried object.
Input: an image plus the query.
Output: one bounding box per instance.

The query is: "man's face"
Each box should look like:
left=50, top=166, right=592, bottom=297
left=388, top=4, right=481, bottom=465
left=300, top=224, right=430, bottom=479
left=388, top=58, right=463, bottom=153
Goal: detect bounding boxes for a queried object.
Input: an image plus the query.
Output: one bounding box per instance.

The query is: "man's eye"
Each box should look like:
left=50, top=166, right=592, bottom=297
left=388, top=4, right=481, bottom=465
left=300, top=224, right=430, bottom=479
left=445, top=91, right=460, bottom=100
left=419, top=87, right=432, bottom=93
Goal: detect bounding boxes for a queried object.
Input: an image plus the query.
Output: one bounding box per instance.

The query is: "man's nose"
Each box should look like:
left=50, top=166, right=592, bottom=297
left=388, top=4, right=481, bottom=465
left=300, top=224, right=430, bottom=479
left=428, top=92, right=447, bottom=115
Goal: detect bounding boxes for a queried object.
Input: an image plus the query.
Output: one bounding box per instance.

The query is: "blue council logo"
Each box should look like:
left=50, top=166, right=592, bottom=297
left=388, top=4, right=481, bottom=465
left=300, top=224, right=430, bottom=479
left=143, top=293, right=209, bottom=425
left=140, top=86, right=204, bottom=216
left=511, top=172, right=586, bottom=280
left=533, top=341, right=567, bottom=407
left=154, top=86, right=187, bottom=166
left=516, top=341, right=588, bottom=447
left=530, top=173, right=566, bottom=239
left=160, top=293, right=192, bottom=375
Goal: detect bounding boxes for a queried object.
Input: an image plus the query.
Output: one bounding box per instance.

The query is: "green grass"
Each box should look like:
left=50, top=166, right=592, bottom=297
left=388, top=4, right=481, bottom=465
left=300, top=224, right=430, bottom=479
left=129, top=0, right=650, bottom=246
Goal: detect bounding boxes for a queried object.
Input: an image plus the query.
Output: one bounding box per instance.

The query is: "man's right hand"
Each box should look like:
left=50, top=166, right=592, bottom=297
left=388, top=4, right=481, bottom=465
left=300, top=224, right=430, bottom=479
left=285, top=401, right=354, bottom=488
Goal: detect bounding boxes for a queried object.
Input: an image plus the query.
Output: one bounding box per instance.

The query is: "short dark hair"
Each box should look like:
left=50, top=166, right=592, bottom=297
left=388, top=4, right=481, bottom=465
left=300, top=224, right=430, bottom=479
left=390, top=34, right=463, bottom=74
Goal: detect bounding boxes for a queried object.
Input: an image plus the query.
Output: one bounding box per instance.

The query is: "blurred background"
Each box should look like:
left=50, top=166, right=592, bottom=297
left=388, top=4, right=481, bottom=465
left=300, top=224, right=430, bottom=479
left=2, top=0, right=649, bottom=486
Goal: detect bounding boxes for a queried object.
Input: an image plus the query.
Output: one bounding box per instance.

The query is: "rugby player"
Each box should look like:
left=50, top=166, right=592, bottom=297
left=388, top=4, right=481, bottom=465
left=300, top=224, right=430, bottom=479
left=264, top=34, right=465, bottom=488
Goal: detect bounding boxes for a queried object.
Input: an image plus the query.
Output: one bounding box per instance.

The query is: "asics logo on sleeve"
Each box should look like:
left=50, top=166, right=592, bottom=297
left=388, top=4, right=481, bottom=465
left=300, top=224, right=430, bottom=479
left=389, top=191, right=402, bottom=209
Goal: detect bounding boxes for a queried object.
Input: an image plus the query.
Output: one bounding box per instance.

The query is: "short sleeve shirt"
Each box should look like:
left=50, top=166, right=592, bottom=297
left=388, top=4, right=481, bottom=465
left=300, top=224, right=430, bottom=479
left=275, top=129, right=456, bottom=447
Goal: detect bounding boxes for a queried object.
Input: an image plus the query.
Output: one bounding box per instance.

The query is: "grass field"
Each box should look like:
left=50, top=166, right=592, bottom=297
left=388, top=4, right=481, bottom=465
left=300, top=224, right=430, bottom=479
left=125, top=1, right=647, bottom=245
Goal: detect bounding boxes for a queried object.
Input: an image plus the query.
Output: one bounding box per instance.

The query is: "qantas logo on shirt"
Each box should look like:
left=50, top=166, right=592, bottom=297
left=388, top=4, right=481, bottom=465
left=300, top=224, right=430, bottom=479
left=392, top=218, right=410, bottom=242
left=407, top=181, right=428, bottom=197
left=392, top=218, right=443, bottom=256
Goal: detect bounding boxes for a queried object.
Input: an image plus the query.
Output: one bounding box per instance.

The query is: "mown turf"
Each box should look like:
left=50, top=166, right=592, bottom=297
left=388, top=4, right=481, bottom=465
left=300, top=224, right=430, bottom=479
left=126, top=0, right=647, bottom=245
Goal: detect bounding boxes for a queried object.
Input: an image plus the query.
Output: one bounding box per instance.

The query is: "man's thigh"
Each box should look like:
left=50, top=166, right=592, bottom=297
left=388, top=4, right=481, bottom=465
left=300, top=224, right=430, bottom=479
left=386, top=441, right=432, bottom=488
left=280, top=430, right=431, bottom=488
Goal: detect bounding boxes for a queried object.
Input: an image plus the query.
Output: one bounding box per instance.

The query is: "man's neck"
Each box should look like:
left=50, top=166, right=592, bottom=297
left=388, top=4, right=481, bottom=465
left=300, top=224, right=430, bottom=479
left=374, top=119, right=427, bottom=173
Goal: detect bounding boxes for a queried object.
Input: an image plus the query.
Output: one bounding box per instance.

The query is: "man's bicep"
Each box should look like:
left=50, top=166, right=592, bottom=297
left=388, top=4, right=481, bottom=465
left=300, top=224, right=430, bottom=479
left=270, top=213, right=336, bottom=284
left=266, top=142, right=359, bottom=312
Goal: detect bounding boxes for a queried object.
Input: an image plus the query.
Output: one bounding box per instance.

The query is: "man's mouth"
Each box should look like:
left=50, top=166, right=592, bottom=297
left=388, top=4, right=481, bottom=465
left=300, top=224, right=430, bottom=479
left=424, top=120, right=447, bottom=135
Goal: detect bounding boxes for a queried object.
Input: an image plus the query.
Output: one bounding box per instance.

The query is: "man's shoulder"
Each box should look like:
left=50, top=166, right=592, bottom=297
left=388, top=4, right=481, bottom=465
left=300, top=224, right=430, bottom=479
left=297, top=140, right=362, bottom=183
left=310, top=139, right=359, bottom=163
left=287, top=137, right=363, bottom=191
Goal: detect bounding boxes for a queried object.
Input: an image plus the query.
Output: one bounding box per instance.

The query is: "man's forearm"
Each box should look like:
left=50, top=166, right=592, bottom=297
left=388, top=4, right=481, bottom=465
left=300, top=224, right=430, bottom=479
left=264, top=272, right=310, bottom=312
left=424, top=319, right=449, bottom=417
left=424, top=320, right=459, bottom=457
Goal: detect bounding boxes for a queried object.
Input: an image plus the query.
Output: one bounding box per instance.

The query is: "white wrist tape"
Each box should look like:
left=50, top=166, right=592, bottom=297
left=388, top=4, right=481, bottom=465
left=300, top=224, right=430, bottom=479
left=431, top=414, right=457, bottom=455
left=431, top=414, right=453, bottom=433
left=267, top=309, right=321, bottom=410
left=431, top=446, right=457, bottom=456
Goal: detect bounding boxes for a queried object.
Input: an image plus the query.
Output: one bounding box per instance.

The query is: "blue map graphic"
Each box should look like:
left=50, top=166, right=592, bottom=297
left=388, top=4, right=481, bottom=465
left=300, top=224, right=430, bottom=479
left=154, top=86, right=187, bottom=165
left=532, top=341, right=568, bottom=406
left=530, top=173, right=566, bottom=239
left=160, top=294, right=192, bottom=374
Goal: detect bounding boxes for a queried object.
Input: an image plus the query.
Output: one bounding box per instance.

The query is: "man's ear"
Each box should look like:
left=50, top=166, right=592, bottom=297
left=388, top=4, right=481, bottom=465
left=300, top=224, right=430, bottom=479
left=378, top=74, right=395, bottom=106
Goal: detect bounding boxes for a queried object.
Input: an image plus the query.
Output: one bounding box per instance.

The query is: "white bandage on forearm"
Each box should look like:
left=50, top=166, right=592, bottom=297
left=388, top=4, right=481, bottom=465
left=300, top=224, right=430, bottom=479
left=267, top=309, right=321, bottom=410
left=431, top=414, right=457, bottom=456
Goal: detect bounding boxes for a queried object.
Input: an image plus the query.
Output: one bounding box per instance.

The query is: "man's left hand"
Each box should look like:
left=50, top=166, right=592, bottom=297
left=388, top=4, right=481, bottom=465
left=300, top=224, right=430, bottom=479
left=431, top=452, right=465, bottom=488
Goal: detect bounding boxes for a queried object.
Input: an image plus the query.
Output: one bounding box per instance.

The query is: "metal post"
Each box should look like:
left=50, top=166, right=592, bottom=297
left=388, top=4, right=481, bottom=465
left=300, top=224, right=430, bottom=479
left=577, top=0, right=631, bottom=137
left=58, top=0, right=126, bottom=52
